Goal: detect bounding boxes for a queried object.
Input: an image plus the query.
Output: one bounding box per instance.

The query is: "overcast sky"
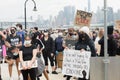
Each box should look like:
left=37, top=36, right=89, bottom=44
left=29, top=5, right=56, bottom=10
left=0, top=0, right=120, bottom=20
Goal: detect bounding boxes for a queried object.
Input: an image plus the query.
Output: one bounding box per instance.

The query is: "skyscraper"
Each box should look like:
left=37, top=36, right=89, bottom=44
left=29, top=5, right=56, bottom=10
left=88, top=0, right=91, bottom=12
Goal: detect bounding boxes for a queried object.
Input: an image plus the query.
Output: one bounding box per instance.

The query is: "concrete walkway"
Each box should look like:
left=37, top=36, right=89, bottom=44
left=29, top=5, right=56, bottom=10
left=1, top=63, right=76, bottom=80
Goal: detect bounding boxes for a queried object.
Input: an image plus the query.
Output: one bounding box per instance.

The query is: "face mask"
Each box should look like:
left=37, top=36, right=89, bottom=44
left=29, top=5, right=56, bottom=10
left=17, top=27, right=21, bottom=31
left=58, top=32, right=63, bottom=37
left=72, top=35, right=78, bottom=39
left=24, top=40, right=31, bottom=45
left=11, top=30, right=15, bottom=34
left=13, top=52, right=18, bottom=56
left=79, top=33, right=89, bottom=41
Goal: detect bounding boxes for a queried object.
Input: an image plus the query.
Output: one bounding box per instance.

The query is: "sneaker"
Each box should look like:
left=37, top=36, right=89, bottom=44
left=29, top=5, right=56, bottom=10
left=0, top=77, right=2, bottom=80
left=37, top=77, right=40, bottom=80
left=52, top=71, right=58, bottom=74
left=0, top=75, right=2, bottom=80
left=63, top=75, right=67, bottom=77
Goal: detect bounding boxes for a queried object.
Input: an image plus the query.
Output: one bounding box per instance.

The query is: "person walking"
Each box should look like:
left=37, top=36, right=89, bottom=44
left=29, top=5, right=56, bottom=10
left=99, top=25, right=117, bottom=56
left=31, top=33, right=49, bottom=80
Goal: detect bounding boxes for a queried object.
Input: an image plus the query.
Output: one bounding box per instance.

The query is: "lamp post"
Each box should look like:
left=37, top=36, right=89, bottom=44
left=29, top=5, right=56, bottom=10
left=24, top=0, right=37, bottom=29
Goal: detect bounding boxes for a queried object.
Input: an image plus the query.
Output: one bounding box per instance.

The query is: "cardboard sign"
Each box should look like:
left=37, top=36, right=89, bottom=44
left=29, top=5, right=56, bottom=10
left=19, top=60, right=38, bottom=70
left=74, top=10, right=92, bottom=27
left=62, top=49, right=91, bottom=79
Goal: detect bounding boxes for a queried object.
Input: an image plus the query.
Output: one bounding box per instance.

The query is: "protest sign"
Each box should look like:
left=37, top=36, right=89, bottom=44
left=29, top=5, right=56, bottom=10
left=62, top=49, right=91, bottom=79
left=74, top=10, right=92, bottom=27
left=19, top=60, right=38, bottom=70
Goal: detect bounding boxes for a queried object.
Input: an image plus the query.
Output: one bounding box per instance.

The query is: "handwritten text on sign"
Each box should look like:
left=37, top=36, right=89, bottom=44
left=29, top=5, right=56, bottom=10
left=62, top=50, right=91, bottom=79
left=74, top=10, right=92, bottom=27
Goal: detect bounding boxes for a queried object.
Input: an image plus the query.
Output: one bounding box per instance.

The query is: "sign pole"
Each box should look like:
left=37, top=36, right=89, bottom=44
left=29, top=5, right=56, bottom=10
left=103, top=0, right=109, bottom=80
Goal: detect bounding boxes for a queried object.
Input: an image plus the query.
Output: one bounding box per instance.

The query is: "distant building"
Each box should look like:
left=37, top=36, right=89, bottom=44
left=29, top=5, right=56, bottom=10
left=0, top=18, right=36, bottom=29
left=107, top=7, right=114, bottom=23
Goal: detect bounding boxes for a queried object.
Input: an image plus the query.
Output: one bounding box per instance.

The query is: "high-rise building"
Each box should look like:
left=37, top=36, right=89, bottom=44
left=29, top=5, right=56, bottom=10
left=107, top=7, right=114, bottom=24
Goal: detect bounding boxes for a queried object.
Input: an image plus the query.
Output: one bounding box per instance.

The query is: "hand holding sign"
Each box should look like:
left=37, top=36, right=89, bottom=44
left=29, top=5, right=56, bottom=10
left=62, top=50, right=91, bottom=79
left=80, top=49, right=85, bottom=52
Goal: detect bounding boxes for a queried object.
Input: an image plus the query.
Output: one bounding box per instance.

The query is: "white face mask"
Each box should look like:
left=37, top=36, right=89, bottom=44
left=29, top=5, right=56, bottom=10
left=13, top=52, right=18, bottom=56
left=17, top=27, right=21, bottom=31
left=24, top=40, right=31, bottom=45
left=72, top=35, right=78, bottom=39
left=58, top=32, right=63, bottom=37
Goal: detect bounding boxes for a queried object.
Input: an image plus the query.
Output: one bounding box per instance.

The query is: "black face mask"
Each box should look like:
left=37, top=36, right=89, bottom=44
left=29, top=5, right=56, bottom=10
left=78, top=32, right=89, bottom=41
left=69, top=33, right=73, bottom=36
left=11, top=30, right=16, bottom=34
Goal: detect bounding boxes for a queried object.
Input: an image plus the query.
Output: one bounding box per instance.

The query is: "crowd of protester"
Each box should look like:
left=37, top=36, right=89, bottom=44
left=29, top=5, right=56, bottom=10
left=0, top=23, right=120, bottom=80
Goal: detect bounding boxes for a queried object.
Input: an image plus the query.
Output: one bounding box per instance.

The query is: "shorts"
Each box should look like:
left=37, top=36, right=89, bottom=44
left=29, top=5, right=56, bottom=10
left=13, top=55, right=19, bottom=60
left=6, top=51, right=19, bottom=60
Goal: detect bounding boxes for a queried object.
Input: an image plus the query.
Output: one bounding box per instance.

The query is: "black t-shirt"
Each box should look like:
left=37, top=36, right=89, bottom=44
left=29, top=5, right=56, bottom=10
left=6, top=34, right=21, bottom=47
left=20, top=45, right=36, bottom=61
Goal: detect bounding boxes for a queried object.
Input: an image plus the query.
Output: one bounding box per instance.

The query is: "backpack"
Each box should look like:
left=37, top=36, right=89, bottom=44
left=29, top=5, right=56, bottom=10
left=55, top=37, right=64, bottom=52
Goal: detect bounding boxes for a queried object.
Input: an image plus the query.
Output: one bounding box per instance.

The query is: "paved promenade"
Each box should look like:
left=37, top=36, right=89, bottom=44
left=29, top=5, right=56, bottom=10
left=1, top=63, right=76, bottom=80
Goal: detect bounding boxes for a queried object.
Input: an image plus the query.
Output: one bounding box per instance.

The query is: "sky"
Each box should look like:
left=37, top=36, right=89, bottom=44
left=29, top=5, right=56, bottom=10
left=0, top=0, right=120, bottom=20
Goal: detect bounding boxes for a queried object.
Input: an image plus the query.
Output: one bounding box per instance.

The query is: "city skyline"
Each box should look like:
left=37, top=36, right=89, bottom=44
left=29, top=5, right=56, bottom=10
left=0, top=0, right=120, bottom=20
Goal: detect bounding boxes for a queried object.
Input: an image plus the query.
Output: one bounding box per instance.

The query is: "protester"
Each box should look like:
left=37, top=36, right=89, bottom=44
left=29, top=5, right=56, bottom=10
left=19, top=34, right=37, bottom=80
left=94, top=28, right=104, bottom=56
left=113, top=29, right=120, bottom=55
left=66, top=26, right=96, bottom=80
left=55, top=32, right=65, bottom=69
left=92, top=31, right=97, bottom=42
left=5, top=27, right=22, bottom=80
left=99, top=25, right=117, bottom=56
left=50, top=30, right=58, bottom=41
left=33, top=27, right=41, bottom=39
left=16, top=23, right=25, bottom=45
left=50, top=30, right=59, bottom=70
left=31, top=33, right=49, bottom=80
left=41, top=30, right=58, bottom=74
